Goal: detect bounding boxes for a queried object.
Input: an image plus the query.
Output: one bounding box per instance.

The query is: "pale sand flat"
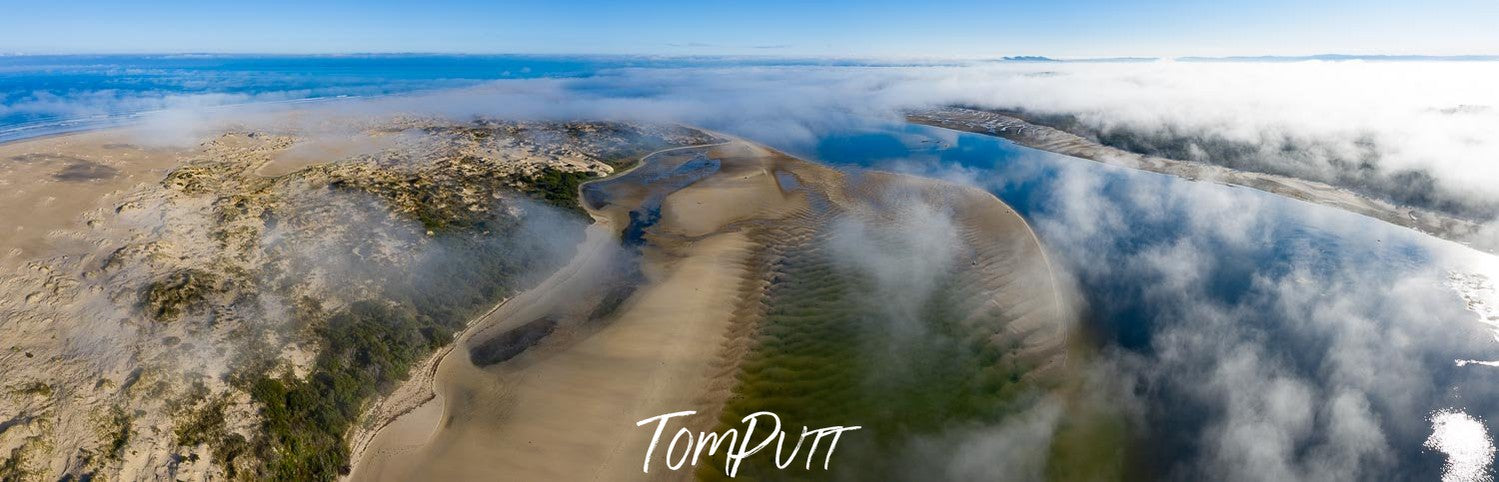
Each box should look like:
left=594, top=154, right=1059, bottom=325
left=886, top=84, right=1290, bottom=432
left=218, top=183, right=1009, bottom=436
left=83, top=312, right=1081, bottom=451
left=0, top=131, right=187, bottom=270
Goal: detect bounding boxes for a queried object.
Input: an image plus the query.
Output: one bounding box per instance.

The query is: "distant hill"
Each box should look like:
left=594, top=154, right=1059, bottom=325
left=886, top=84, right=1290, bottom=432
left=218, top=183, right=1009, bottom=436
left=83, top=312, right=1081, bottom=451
left=1000, top=55, right=1158, bottom=63
left=997, top=54, right=1498, bottom=63
left=1002, top=55, right=1059, bottom=62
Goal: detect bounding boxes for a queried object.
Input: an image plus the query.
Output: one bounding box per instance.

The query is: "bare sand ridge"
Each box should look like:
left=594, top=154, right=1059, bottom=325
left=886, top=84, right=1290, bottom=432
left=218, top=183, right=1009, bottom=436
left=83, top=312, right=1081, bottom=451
left=350, top=137, right=1071, bottom=480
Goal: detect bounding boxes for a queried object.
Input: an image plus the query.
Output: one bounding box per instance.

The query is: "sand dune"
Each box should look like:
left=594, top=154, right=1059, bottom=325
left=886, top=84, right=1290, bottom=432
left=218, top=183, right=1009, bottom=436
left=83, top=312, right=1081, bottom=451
left=0, top=117, right=720, bottom=481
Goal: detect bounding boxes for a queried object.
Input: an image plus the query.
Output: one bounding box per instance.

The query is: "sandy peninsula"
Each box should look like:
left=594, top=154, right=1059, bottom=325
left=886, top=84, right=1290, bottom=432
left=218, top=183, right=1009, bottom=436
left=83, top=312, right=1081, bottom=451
left=349, top=136, right=1076, bottom=480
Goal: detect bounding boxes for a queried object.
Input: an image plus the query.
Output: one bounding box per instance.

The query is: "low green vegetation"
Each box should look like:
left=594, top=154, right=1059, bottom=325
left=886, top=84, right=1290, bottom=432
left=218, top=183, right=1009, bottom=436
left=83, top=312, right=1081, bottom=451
left=233, top=221, right=574, bottom=480
left=12, top=381, right=51, bottom=398
left=102, top=405, right=133, bottom=461
left=326, top=163, right=594, bottom=233
left=162, top=122, right=702, bottom=480
left=524, top=168, right=598, bottom=212
left=0, top=447, right=29, bottom=481
left=247, top=301, right=447, bottom=479
left=174, top=395, right=229, bottom=448
left=142, top=269, right=219, bottom=322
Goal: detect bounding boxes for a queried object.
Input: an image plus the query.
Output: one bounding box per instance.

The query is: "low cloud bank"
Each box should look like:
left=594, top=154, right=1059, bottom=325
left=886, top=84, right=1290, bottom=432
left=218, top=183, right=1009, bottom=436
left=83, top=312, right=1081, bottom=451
left=19, top=58, right=1497, bottom=221
left=303, top=60, right=1499, bottom=222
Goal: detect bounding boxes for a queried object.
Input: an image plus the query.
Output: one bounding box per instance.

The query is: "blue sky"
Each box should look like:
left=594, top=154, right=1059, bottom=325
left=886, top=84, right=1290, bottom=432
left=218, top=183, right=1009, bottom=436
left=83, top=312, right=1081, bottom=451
left=2, top=0, right=1496, bottom=57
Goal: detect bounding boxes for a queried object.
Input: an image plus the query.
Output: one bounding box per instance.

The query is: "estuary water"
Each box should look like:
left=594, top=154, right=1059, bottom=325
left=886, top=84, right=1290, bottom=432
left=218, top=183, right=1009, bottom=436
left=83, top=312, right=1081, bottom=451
left=775, top=123, right=1499, bottom=480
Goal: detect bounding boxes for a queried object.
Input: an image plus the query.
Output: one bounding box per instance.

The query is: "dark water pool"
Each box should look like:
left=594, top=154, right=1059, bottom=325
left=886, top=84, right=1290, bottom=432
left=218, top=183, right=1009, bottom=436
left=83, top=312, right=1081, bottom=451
left=581, top=152, right=720, bottom=246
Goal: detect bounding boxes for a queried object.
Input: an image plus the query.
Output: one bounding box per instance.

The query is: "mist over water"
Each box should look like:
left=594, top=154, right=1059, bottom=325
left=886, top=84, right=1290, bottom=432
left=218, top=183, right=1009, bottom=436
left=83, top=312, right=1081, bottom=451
left=9, top=56, right=1499, bottom=226
left=778, top=123, right=1499, bottom=480
left=0, top=54, right=936, bottom=141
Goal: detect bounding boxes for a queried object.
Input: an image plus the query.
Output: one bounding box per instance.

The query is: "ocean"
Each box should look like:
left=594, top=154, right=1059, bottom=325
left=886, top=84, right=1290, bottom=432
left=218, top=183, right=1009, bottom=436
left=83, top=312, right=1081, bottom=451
left=0, top=54, right=914, bottom=142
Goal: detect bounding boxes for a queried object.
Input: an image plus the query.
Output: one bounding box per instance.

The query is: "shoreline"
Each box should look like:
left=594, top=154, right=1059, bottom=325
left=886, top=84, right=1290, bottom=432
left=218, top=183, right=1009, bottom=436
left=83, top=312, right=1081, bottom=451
left=0, top=91, right=417, bottom=147
left=341, top=292, right=512, bottom=474
left=0, top=112, right=1075, bottom=479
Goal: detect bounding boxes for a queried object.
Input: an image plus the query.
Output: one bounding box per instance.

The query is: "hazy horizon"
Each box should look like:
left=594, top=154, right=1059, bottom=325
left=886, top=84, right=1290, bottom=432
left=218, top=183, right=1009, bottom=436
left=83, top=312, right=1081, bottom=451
left=5, top=52, right=1499, bottom=59
left=4, top=0, right=1497, bottom=57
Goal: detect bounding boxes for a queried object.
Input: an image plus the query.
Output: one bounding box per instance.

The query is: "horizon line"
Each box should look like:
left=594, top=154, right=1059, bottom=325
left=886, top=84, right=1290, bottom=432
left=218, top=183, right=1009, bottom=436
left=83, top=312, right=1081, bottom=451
left=4, top=52, right=1499, bottom=63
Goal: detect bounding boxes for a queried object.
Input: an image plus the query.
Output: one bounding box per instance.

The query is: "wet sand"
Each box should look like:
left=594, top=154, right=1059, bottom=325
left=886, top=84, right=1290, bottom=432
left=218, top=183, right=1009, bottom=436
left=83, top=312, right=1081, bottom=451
left=349, top=137, right=1070, bottom=480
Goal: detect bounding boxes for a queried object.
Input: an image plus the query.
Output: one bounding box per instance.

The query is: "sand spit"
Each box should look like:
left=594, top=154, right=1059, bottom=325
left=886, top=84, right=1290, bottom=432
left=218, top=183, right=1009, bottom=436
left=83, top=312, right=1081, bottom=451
left=909, top=106, right=1491, bottom=251
left=350, top=137, right=1072, bottom=480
